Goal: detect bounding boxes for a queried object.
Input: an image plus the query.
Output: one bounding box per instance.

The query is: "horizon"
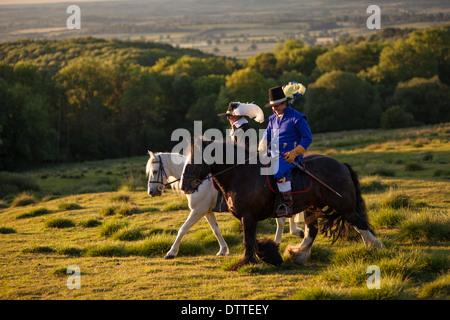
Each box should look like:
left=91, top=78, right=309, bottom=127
left=0, top=0, right=114, bottom=5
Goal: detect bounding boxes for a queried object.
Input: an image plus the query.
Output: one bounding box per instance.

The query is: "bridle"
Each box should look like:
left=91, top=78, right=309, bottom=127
left=148, top=155, right=179, bottom=192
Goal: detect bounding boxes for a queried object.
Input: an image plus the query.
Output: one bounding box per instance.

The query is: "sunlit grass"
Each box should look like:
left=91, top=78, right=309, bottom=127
left=0, top=124, right=448, bottom=299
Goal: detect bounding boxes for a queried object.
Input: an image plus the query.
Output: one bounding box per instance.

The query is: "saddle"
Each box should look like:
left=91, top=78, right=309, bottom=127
left=266, top=162, right=311, bottom=217
left=266, top=162, right=312, bottom=194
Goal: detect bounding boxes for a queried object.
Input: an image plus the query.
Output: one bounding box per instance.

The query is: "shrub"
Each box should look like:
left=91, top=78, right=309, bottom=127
left=116, top=203, right=140, bottom=216
left=367, top=167, right=395, bottom=177
left=371, top=208, right=407, bottom=228
left=57, top=246, right=83, bottom=256
left=380, top=105, right=414, bottom=129
left=99, top=219, right=128, bottom=237
left=112, top=226, right=144, bottom=241
left=16, top=207, right=50, bottom=219
left=79, top=217, right=102, bottom=228
left=360, top=175, right=388, bottom=193
left=0, top=227, right=16, bottom=234
left=11, top=192, right=37, bottom=207
left=379, top=189, right=411, bottom=209
left=21, top=246, right=56, bottom=254
left=83, top=242, right=128, bottom=257
left=127, top=234, right=174, bottom=257
left=50, top=267, right=69, bottom=277
left=58, top=201, right=82, bottom=211
left=99, top=205, right=117, bottom=216
left=398, top=211, right=450, bottom=242
left=109, top=192, right=130, bottom=203
left=405, top=162, right=424, bottom=171
left=45, top=217, right=75, bottom=228
left=293, top=287, right=342, bottom=300
left=418, top=273, right=450, bottom=299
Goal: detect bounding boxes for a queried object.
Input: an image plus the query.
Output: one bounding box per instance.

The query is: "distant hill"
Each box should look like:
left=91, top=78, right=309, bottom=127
left=1, top=0, right=449, bottom=58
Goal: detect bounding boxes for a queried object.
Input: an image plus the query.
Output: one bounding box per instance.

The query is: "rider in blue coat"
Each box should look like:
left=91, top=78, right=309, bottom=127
left=260, top=85, right=312, bottom=218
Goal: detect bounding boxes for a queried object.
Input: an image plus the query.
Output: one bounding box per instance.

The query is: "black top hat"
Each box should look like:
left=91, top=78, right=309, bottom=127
left=264, top=86, right=287, bottom=108
left=217, top=102, right=241, bottom=117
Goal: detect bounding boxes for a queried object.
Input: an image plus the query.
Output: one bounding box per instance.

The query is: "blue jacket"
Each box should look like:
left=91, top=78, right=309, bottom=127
left=265, top=106, right=312, bottom=158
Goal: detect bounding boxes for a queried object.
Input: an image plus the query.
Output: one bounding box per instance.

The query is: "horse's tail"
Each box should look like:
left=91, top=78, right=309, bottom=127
left=343, top=162, right=374, bottom=234
left=319, top=163, right=374, bottom=242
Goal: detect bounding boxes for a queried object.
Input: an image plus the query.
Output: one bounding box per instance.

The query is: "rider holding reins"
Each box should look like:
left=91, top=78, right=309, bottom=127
left=259, top=83, right=313, bottom=218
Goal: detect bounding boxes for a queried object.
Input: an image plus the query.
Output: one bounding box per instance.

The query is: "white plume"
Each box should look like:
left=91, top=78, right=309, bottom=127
left=234, top=103, right=264, bottom=123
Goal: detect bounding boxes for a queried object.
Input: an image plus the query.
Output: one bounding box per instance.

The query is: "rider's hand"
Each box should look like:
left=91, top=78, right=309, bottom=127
left=283, top=145, right=305, bottom=163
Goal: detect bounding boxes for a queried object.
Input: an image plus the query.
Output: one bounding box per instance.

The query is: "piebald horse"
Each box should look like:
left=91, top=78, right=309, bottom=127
left=146, top=151, right=304, bottom=259
left=181, top=139, right=383, bottom=270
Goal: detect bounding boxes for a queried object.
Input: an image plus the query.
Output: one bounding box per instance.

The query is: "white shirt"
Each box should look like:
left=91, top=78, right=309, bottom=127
left=230, top=118, right=248, bottom=147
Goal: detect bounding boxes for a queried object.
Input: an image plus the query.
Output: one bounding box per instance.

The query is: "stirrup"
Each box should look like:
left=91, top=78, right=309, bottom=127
left=275, top=204, right=292, bottom=218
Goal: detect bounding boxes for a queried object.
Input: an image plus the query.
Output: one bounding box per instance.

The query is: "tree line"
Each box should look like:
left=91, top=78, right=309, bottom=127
left=0, top=25, right=449, bottom=170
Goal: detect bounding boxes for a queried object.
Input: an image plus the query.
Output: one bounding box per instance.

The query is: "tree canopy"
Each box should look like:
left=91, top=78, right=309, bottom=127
left=0, top=25, right=449, bottom=170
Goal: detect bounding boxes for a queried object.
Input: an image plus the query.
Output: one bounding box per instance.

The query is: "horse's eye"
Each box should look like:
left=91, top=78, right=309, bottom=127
left=153, top=170, right=158, bottom=174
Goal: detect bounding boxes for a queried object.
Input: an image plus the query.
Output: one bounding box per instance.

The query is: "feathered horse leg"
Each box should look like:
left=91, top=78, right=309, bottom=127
left=285, top=208, right=318, bottom=265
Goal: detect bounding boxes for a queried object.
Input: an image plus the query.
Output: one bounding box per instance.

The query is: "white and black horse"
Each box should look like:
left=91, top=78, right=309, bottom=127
left=146, top=151, right=304, bottom=259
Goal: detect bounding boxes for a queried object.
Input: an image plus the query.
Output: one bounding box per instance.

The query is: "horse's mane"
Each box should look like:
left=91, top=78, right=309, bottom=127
left=200, top=139, right=260, bottom=166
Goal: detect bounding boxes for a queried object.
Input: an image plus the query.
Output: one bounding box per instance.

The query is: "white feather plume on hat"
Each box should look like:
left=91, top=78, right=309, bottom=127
left=233, top=102, right=264, bottom=123
left=283, top=82, right=306, bottom=100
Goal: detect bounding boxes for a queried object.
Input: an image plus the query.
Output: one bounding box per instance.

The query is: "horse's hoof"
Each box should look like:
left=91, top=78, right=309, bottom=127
left=285, top=244, right=310, bottom=265
left=216, top=248, right=230, bottom=256
left=164, top=254, right=176, bottom=259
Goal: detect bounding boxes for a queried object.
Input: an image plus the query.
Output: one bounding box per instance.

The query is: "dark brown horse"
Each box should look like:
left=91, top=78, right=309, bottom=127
left=180, top=139, right=383, bottom=270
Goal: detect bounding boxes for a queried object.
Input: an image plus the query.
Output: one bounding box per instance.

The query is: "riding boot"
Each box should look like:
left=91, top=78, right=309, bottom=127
left=212, top=192, right=229, bottom=213
left=212, top=201, right=228, bottom=213
left=275, top=180, right=293, bottom=218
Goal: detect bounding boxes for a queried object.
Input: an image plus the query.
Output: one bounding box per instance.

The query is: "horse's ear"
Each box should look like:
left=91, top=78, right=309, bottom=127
left=148, top=150, right=154, bottom=158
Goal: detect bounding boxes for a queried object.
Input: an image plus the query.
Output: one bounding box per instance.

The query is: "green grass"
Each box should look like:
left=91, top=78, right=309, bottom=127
left=45, top=218, right=76, bottom=229
left=378, top=189, right=412, bottom=209
left=0, top=123, right=448, bottom=299
left=11, top=192, right=37, bottom=207
left=99, top=219, right=129, bottom=237
left=79, top=217, right=102, bottom=228
left=398, top=211, right=450, bottom=242
left=16, top=207, right=51, bottom=219
left=418, top=273, right=450, bottom=299
left=58, top=201, right=82, bottom=211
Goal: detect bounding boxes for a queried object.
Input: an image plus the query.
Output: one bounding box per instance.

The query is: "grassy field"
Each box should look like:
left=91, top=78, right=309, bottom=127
left=0, top=124, right=449, bottom=300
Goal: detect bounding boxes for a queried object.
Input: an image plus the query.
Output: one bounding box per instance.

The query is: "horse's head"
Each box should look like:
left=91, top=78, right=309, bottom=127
left=180, top=138, right=211, bottom=194
left=146, top=151, right=167, bottom=197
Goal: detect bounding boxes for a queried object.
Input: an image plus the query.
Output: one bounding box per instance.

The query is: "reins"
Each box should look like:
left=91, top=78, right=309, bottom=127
left=186, top=153, right=258, bottom=189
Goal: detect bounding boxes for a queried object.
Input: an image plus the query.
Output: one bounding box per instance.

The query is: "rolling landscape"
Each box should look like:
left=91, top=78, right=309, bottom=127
left=0, top=0, right=449, bottom=303
left=1, top=0, right=450, bottom=58
left=0, top=124, right=449, bottom=299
